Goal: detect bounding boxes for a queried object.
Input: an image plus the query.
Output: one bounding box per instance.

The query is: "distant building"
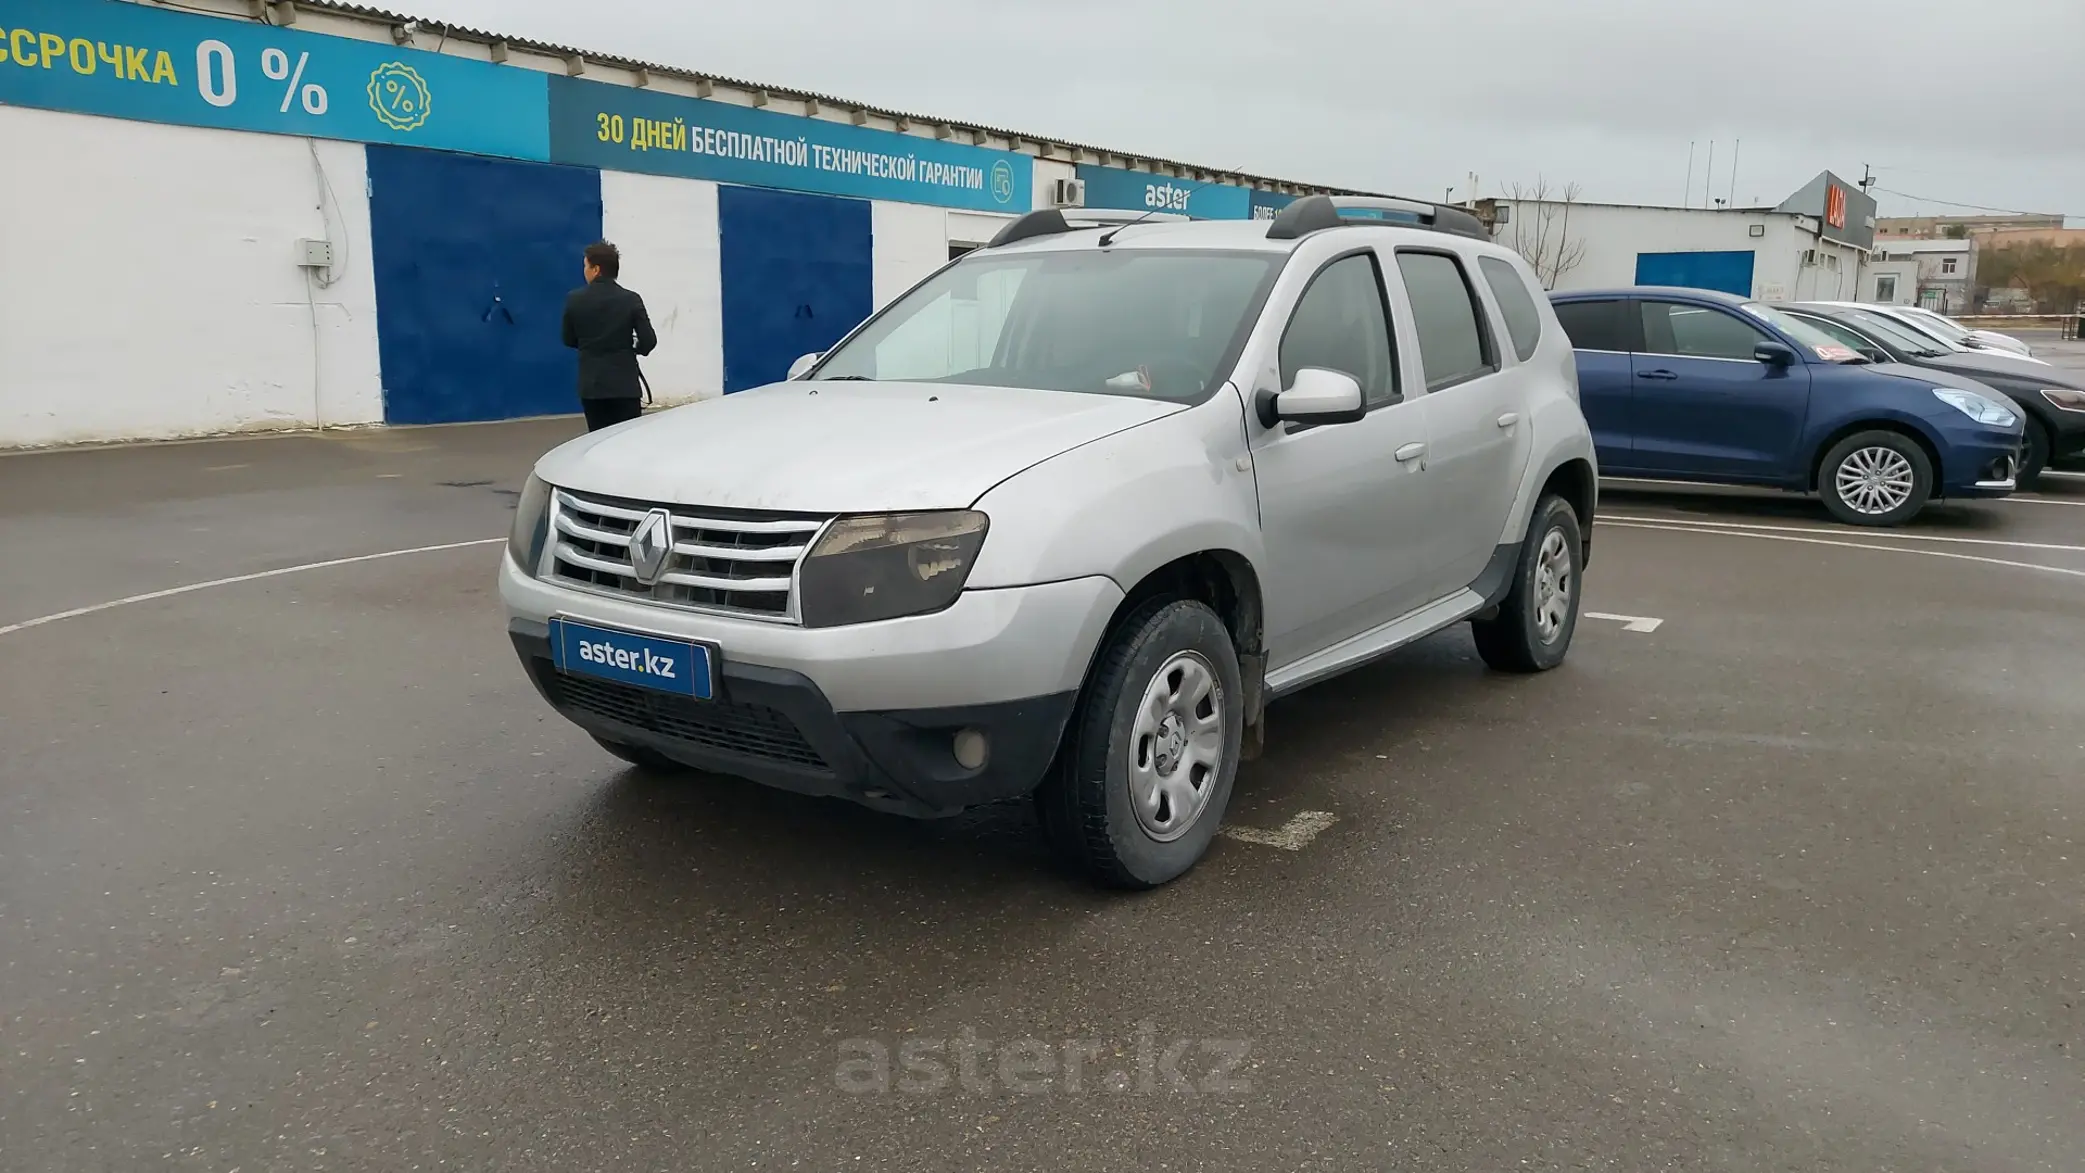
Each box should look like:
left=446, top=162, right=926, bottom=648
left=1477, top=170, right=1876, bottom=301
left=1875, top=213, right=2063, bottom=240
left=1866, top=240, right=1974, bottom=312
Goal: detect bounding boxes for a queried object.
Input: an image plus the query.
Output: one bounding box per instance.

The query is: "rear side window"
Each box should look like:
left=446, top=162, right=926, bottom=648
left=1477, top=256, right=1543, bottom=362
left=1395, top=251, right=1497, bottom=390
left=1279, top=253, right=1400, bottom=407
left=1641, top=301, right=1767, bottom=360
left=1551, top=299, right=1633, bottom=352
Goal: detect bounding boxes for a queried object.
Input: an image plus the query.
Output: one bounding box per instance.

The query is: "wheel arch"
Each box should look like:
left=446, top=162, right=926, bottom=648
left=1807, top=418, right=1945, bottom=493
left=1090, top=550, right=1267, bottom=728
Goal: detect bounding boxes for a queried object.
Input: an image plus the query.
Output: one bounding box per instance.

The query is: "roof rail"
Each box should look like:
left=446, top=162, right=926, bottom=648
left=985, top=208, right=1192, bottom=248
left=1265, top=195, right=1489, bottom=242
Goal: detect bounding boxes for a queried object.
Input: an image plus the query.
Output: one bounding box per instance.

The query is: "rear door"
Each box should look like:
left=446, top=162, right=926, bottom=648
left=1630, top=300, right=1813, bottom=481
left=1389, top=248, right=1527, bottom=594
left=1550, top=298, right=1638, bottom=471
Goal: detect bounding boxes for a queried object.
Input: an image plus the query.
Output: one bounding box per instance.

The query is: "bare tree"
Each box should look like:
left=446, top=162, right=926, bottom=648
left=1498, top=178, right=1588, bottom=289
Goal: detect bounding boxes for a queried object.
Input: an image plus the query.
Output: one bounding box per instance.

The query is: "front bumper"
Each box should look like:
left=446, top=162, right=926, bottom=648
left=500, top=554, right=1123, bottom=815
left=1939, top=429, right=2025, bottom=498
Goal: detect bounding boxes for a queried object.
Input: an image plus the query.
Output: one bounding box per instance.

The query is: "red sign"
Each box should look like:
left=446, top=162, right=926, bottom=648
left=1825, top=183, right=1848, bottom=231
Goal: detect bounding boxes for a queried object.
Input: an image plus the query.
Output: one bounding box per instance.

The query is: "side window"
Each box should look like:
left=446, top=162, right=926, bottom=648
left=1279, top=254, right=1399, bottom=407
left=1551, top=299, right=1633, bottom=352
left=1477, top=255, right=1543, bottom=362
left=1396, top=251, right=1498, bottom=390
left=1641, top=300, right=1768, bottom=360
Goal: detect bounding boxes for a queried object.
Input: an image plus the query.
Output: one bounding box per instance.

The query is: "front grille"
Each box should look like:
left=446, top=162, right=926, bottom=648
left=548, top=489, right=828, bottom=621
left=541, top=666, right=831, bottom=772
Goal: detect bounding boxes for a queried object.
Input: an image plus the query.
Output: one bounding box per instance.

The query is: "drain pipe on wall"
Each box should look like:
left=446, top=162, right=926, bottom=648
left=297, top=137, right=350, bottom=431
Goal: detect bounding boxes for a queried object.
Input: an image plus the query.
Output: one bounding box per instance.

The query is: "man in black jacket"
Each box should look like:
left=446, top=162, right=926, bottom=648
left=561, top=240, right=658, bottom=431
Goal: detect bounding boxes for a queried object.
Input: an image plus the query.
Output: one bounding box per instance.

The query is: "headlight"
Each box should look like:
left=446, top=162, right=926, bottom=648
left=1932, top=388, right=2019, bottom=428
left=508, top=473, right=553, bottom=572
left=799, top=511, right=988, bottom=628
left=2041, top=388, right=2085, bottom=413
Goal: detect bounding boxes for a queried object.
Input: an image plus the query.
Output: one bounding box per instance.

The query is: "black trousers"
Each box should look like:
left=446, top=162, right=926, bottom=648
left=581, top=396, right=643, bottom=432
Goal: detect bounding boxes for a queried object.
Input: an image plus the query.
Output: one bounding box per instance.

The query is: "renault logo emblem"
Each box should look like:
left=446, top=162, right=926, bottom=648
left=628, top=508, right=673, bottom=587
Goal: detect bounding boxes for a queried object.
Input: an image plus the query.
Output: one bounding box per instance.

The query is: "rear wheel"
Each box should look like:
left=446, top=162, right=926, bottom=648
left=1037, top=599, right=1243, bottom=889
left=1819, top=431, right=1933, bottom=527
left=1472, top=494, right=1582, bottom=674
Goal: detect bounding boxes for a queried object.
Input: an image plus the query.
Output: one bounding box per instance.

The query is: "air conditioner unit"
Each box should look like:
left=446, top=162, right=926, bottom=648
left=1801, top=248, right=1820, bottom=266
left=1049, top=178, right=1085, bottom=208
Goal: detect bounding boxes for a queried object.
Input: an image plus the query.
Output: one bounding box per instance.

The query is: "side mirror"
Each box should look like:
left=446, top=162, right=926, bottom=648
left=1256, top=367, right=1366, bottom=428
left=1754, top=341, right=1797, bottom=367
left=786, top=352, right=823, bottom=380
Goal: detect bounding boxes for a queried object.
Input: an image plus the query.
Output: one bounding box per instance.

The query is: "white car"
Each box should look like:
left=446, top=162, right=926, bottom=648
left=1824, top=302, right=2041, bottom=362
left=500, top=195, right=1599, bottom=888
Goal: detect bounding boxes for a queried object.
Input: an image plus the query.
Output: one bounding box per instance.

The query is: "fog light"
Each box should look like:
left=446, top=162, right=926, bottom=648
left=952, top=728, right=989, bottom=771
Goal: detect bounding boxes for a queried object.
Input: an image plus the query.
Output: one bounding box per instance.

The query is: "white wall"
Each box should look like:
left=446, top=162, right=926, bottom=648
left=0, top=106, right=382, bottom=447
left=600, top=171, right=724, bottom=406
left=871, top=202, right=950, bottom=309
left=1496, top=201, right=1866, bottom=303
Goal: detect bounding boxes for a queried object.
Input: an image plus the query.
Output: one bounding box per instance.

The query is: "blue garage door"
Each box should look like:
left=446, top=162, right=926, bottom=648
left=368, top=147, right=603, bottom=424
left=719, top=186, right=873, bottom=394
left=1634, top=250, right=1757, bottom=297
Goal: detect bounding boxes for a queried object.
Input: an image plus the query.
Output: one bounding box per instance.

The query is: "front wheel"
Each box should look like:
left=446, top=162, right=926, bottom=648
left=1819, top=431, right=1933, bottom=527
left=1472, top=494, right=1582, bottom=674
left=2019, top=416, right=2050, bottom=489
left=1037, top=599, right=1244, bottom=890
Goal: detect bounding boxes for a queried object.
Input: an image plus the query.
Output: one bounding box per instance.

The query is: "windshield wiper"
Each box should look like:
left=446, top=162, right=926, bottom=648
left=820, top=375, right=875, bottom=381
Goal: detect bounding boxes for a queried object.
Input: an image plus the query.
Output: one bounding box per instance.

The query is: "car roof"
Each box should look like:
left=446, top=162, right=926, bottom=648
left=1550, top=286, right=1754, bottom=306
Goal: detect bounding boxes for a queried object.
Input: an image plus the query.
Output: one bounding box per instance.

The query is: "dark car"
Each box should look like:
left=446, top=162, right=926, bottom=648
left=1777, top=301, right=2085, bottom=485
left=1551, top=286, right=2024, bottom=527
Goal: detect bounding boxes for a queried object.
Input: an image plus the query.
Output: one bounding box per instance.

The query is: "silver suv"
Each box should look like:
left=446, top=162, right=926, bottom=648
left=501, top=195, right=1599, bottom=888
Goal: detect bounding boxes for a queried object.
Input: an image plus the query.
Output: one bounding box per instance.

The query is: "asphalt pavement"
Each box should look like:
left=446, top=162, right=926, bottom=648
left=3, top=405, right=2083, bottom=1171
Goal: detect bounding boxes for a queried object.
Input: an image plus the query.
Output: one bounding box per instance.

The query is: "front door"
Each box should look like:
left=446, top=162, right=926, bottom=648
left=1629, top=299, right=1813, bottom=481
left=1252, top=252, right=1436, bottom=667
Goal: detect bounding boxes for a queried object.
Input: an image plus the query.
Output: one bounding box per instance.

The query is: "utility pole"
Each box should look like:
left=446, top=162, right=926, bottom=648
left=1858, top=164, right=1875, bottom=194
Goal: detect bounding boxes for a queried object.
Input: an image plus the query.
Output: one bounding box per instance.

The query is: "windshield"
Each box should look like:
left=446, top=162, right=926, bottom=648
left=1842, top=309, right=1950, bottom=357
left=1894, top=307, right=1971, bottom=342
left=811, top=248, right=1283, bottom=401
left=1741, top=302, right=1865, bottom=362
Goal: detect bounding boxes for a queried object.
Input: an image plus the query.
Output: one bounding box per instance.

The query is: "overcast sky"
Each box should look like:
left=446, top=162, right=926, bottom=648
left=405, top=0, right=2084, bottom=219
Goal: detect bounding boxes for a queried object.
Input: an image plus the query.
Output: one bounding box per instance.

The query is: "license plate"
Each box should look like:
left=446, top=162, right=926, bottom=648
left=549, top=618, right=714, bottom=700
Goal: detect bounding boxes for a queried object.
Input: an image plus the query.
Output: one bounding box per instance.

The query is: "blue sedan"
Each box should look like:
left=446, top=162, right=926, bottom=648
left=1550, top=287, right=2025, bottom=526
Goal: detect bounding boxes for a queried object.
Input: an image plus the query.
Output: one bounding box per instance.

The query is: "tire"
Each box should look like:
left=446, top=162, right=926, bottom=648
left=1818, top=430, right=1933, bottom=527
left=2019, top=416, right=2050, bottom=489
left=1036, top=599, right=1244, bottom=890
left=591, top=734, right=688, bottom=774
left=1472, top=494, right=1582, bottom=674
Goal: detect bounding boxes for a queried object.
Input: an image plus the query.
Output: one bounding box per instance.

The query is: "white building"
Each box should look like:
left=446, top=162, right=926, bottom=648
left=0, top=0, right=1356, bottom=448
left=1865, top=239, right=1974, bottom=312
left=1478, top=171, right=1879, bottom=304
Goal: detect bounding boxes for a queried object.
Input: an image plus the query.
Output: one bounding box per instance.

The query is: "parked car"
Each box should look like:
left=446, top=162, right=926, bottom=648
left=1777, top=301, right=2085, bottom=485
left=1817, top=301, right=2042, bottom=362
left=502, top=195, right=1600, bottom=889
left=1550, top=286, right=2023, bottom=526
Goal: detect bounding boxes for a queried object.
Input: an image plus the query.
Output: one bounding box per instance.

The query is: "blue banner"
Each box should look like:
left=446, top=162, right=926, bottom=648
left=1076, top=164, right=1251, bottom=220
left=1249, top=190, right=1295, bottom=221
left=0, top=0, right=549, bottom=159
left=548, top=76, right=1029, bottom=213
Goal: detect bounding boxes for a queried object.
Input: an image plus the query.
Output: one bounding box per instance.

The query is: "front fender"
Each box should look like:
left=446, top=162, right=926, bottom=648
left=964, top=390, right=1265, bottom=593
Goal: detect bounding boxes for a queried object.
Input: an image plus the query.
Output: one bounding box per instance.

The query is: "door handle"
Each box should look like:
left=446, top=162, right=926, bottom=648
left=1637, top=369, right=1679, bottom=381
left=1395, top=443, right=1427, bottom=464
left=1496, top=412, right=1520, bottom=428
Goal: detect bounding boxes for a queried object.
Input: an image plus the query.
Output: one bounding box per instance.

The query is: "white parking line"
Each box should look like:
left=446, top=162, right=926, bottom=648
left=1601, top=520, right=2085, bottom=581
left=1219, top=810, right=1338, bottom=851
left=1584, top=611, right=1665, bottom=632
left=1601, top=514, right=2085, bottom=555
left=0, top=538, right=505, bottom=639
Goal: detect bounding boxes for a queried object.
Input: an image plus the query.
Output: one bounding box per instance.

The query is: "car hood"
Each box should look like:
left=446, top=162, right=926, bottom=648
left=533, top=381, right=1187, bottom=513
left=1919, top=350, right=2081, bottom=390
left=1867, top=361, right=1996, bottom=394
